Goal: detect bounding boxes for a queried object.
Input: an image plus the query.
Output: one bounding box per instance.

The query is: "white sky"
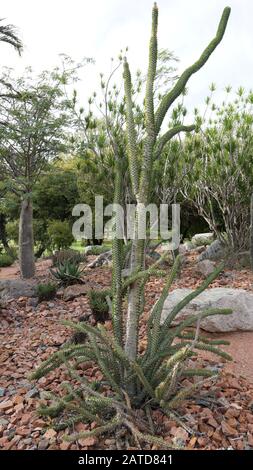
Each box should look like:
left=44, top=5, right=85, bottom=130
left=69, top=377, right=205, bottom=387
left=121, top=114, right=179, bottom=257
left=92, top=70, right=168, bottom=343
left=1, top=0, right=252, bottom=117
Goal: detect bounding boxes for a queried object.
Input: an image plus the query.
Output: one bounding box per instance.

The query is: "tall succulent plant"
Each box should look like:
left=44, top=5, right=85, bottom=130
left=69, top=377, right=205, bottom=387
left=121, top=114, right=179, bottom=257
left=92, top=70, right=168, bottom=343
left=32, top=4, right=232, bottom=448
left=121, top=3, right=231, bottom=368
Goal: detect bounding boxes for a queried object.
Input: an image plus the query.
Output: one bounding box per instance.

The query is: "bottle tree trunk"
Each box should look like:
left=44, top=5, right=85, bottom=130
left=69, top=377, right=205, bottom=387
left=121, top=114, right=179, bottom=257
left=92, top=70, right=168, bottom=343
left=19, top=198, right=35, bottom=278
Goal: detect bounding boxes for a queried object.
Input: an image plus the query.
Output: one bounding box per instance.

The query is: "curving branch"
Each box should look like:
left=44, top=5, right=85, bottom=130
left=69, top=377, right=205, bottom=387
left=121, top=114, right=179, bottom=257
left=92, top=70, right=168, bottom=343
left=154, top=124, right=195, bottom=159
left=154, top=7, right=231, bottom=133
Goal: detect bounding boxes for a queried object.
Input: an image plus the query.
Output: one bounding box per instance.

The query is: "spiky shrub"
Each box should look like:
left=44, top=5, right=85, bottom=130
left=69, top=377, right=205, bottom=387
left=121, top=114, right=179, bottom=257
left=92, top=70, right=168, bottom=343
left=36, top=283, right=57, bottom=302
left=31, top=4, right=231, bottom=448
left=88, top=289, right=111, bottom=323
left=50, top=260, right=84, bottom=286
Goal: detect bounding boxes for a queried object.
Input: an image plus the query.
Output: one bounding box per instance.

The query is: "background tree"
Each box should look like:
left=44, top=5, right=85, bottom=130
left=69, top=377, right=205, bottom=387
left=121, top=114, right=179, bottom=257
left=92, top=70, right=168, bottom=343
left=1, top=161, right=80, bottom=258
left=47, top=219, right=74, bottom=251
left=181, top=87, right=253, bottom=251
left=70, top=47, right=179, bottom=244
left=0, top=17, right=22, bottom=255
left=0, top=65, right=74, bottom=277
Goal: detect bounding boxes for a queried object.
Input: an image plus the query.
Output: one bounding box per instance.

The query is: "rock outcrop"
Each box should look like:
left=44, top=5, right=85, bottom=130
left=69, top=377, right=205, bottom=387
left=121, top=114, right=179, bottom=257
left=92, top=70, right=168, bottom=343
left=161, top=287, right=253, bottom=332
left=0, top=280, right=37, bottom=300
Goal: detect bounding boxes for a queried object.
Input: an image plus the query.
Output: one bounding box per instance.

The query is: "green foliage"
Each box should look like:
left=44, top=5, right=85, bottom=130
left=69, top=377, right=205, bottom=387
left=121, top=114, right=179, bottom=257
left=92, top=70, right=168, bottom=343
left=36, top=283, right=57, bottom=302
left=0, top=64, right=75, bottom=196
left=6, top=218, right=51, bottom=256
left=4, top=163, right=80, bottom=259
left=6, top=220, right=19, bottom=244
left=88, top=289, right=111, bottom=322
left=50, top=259, right=84, bottom=286
left=47, top=220, right=74, bottom=251
left=33, top=168, right=79, bottom=221
left=0, top=61, right=80, bottom=277
left=181, top=88, right=253, bottom=250
left=0, top=252, right=13, bottom=267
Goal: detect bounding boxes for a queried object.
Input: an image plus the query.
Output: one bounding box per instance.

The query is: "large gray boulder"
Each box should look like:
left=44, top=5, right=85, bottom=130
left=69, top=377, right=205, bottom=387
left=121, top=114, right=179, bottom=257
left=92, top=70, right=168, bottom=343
left=87, top=250, right=112, bottom=268
left=198, top=239, right=225, bottom=261
left=0, top=280, right=37, bottom=300
left=161, top=287, right=253, bottom=332
left=192, top=233, right=214, bottom=247
left=179, top=242, right=195, bottom=254
left=183, top=241, right=195, bottom=251
left=62, top=282, right=101, bottom=301
left=195, top=260, right=216, bottom=277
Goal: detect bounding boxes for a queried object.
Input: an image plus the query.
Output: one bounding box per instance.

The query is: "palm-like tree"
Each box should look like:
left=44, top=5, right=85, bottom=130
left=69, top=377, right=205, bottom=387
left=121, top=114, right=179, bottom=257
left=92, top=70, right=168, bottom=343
left=0, top=18, right=22, bottom=55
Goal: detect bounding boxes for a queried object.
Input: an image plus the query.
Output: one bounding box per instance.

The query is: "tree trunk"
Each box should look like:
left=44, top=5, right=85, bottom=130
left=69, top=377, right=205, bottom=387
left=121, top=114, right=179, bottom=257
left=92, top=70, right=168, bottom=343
left=19, top=198, right=35, bottom=278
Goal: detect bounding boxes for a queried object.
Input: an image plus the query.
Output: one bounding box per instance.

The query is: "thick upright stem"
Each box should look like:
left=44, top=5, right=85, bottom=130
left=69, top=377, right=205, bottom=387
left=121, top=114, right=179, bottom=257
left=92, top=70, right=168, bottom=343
left=125, top=223, right=144, bottom=363
left=112, top=160, right=124, bottom=346
left=122, top=2, right=230, bottom=375
left=19, top=197, right=35, bottom=278
left=124, top=4, right=158, bottom=366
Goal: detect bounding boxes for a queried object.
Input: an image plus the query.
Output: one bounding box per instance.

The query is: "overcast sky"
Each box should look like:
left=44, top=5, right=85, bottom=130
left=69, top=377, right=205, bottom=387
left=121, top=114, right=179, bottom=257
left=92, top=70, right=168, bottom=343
left=1, top=0, right=252, bottom=117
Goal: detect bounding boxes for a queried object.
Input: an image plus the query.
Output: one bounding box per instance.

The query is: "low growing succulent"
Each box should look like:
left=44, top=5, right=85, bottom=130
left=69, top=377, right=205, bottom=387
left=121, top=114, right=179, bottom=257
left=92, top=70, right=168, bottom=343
left=50, top=260, right=85, bottom=286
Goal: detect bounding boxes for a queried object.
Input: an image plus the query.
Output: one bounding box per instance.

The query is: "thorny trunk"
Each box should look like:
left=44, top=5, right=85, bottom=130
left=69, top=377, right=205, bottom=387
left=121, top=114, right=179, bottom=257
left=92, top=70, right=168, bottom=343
left=19, top=198, right=35, bottom=278
left=125, top=223, right=145, bottom=362
left=111, top=160, right=124, bottom=347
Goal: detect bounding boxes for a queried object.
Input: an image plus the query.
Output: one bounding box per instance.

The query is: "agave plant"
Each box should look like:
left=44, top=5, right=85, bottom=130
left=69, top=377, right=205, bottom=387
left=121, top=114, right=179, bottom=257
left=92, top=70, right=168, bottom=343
left=50, top=260, right=85, bottom=286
